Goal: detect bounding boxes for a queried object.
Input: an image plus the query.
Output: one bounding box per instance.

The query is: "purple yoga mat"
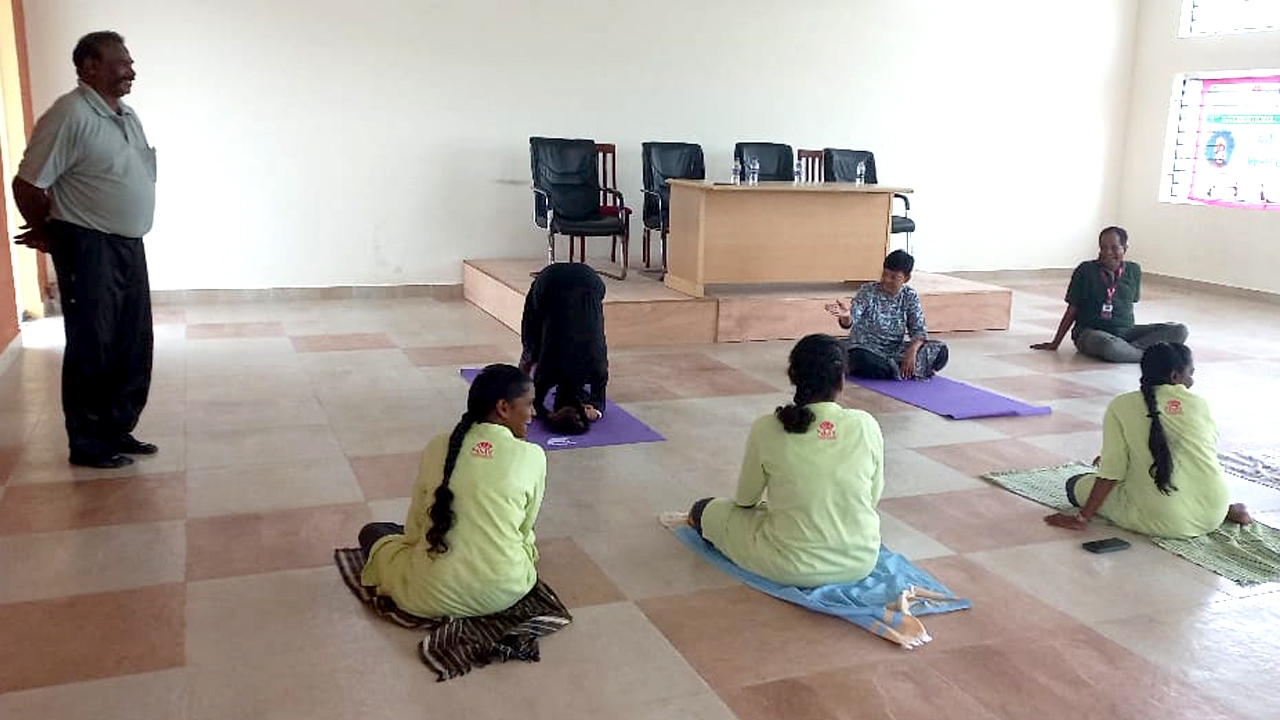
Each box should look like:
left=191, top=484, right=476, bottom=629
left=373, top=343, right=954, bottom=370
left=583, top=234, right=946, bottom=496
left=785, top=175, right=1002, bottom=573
left=459, top=368, right=665, bottom=451
left=851, top=375, right=1051, bottom=420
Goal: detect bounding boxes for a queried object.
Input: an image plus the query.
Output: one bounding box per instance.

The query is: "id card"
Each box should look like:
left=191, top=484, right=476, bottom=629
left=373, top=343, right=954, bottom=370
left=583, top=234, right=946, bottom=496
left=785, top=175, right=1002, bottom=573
left=1100, top=302, right=1113, bottom=319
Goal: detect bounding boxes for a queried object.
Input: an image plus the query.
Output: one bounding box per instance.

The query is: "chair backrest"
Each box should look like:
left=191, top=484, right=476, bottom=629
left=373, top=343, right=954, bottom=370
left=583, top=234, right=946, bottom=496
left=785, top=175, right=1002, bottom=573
left=734, top=142, right=794, bottom=182
left=530, top=137, right=600, bottom=222
left=822, top=148, right=879, bottom=184
left=797, top=149, right=823, bottom=183
left=595, top=143, right=618, bottom=204
left=641, top=142, right=706, bottom=228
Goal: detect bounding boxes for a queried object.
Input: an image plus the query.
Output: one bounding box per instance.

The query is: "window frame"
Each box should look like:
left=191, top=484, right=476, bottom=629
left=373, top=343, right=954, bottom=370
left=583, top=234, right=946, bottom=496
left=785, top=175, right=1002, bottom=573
left=1179, top=0, right=1280, bottom=38
left=1159, top=70, right=1280, bottom=211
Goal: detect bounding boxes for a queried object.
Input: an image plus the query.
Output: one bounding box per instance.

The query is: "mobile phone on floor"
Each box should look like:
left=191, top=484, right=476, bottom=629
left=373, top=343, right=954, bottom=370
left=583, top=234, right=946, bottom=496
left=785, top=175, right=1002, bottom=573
left=1082, top=537, right=1131, bottom=554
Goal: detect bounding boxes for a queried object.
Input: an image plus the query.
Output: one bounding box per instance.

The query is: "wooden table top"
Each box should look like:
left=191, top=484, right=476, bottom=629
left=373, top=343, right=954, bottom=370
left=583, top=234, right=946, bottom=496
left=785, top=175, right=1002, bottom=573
left=668, top=179, right=914, bottom=194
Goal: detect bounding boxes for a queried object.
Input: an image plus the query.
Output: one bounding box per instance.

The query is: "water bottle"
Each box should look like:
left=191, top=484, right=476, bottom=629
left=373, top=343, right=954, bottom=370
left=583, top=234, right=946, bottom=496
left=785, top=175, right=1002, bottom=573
left=748, top=157, right=760, bottom=186
left=855, top=160, right=867, bottom=186
left=731, top=157, right=741, bottom=185
left=794, top=160, right=803, bottom=184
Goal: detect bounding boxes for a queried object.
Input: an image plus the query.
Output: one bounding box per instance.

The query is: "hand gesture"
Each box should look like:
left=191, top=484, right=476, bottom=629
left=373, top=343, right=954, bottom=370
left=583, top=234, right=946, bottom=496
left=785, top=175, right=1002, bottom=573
left=583, top=404, right=602, bottom=421
left=825, top=299, right=851, bottom=329
left=1029, top=341, right=1060, bottom=352
left=14, top=222, right=51, bottom=253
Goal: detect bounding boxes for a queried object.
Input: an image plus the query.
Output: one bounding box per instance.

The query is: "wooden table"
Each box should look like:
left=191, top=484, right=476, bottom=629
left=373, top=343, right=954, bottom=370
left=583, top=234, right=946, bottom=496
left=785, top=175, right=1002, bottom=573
left=663, top=179, right=913, bottom=297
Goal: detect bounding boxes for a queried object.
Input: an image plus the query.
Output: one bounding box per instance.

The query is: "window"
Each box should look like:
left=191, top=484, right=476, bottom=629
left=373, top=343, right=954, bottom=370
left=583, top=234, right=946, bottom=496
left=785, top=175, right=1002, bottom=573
left=1161, top=73, right=1280, bottom=210
left=1180, top=0, right=1280, bottom=37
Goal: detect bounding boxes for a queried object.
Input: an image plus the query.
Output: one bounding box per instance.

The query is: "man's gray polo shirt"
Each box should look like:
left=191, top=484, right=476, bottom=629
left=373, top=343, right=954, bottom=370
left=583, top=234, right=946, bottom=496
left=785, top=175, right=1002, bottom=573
left=17, top=81, right=156, bottom=239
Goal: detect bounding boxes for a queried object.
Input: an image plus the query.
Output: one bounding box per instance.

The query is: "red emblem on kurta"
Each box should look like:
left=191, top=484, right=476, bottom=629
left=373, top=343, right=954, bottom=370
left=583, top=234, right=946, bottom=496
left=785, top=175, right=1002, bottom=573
left=817, top=421, right=836, bottom=440
left=471, top=441, right=494, bottom=458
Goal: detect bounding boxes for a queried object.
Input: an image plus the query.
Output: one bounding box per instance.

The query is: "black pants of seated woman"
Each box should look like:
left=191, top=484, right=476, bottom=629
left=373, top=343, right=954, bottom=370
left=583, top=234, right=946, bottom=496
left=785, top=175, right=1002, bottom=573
left=689, top=497, right=714, bottom=537
left=847, top=348, right=898, bottom=379
left=359, top=522, right=404, bottom=557
left=1066, top=473, right=1090, bottom=508
left=847, top=343, right=949, bottom=380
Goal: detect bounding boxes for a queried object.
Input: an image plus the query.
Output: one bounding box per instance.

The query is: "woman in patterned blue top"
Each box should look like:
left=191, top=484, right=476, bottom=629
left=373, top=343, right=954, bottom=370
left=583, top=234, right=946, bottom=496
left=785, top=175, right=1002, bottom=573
left=825, top=251, right=949, bottom=380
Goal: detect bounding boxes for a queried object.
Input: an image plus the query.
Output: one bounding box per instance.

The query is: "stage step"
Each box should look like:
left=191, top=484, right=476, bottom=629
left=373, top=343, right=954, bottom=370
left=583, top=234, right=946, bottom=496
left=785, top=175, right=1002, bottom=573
left=463, top=259, right=1011, bottom=348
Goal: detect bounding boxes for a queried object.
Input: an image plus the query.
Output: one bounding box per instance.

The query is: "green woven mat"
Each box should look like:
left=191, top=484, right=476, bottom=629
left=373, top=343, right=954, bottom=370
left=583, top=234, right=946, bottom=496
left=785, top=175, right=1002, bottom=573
left=1218, top=446, right=1280, bottom=492
left=982, top=464, right=1280, bottom=586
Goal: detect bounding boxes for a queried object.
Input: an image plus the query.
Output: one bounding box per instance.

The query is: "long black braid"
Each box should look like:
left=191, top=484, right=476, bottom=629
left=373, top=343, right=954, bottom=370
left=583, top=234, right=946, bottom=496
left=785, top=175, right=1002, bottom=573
left=1138, top=342, right=1192, bottom=496
left=775, top=334, right=848, bottom=434
left=425, top=364, right=532, bottom=555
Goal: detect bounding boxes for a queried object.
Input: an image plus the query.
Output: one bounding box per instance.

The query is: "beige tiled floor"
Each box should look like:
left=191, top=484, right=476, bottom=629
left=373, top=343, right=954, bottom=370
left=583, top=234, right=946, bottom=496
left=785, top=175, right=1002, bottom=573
left=2, top=273, right=1280, bottom=718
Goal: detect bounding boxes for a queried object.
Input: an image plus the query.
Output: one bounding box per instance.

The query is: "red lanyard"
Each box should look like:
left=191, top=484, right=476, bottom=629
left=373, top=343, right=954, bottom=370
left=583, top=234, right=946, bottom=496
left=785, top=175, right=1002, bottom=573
left=1101, top=264, right=1124, bottom=305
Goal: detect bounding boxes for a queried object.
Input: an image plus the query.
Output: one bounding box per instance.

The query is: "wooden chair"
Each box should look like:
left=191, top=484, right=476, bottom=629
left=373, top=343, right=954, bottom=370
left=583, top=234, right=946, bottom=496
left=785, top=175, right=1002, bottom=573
left=798, top=149, right=824, bottom=183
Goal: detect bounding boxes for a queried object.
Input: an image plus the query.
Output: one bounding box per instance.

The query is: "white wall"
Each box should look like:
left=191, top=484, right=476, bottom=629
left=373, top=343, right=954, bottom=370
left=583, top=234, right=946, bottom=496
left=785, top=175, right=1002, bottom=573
left=1118, top=1, right=1280, bottom=294
left=24, top=0, right=1137, bottom=290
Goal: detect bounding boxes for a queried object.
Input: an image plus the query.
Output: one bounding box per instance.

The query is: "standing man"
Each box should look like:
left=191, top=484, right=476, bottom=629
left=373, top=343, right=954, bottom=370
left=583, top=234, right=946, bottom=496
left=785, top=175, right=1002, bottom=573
left=518, top=263, right=608, bottom=435
left=12, top=31, right=158, bottom=468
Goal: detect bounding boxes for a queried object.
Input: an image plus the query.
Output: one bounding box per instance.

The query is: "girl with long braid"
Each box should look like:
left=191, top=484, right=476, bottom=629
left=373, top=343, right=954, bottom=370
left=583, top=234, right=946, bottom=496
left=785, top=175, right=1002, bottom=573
left=663, top=334, right=886, bottom=586
left=357, top=364, right=547, bottom=618
left=1045, top=343, right=1251, bottom=538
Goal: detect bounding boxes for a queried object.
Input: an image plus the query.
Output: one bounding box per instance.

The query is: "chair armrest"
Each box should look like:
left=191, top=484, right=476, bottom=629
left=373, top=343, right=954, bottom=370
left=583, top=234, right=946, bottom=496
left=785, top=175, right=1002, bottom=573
left=893, top=192, right=911, bottom=215
left=641, top=188, right=664, bottom=229
left=600, top=187, right=632, bottom=217
left=642, top=188, right=663, bottom=209
left=532, top=186, right=554, bottom=226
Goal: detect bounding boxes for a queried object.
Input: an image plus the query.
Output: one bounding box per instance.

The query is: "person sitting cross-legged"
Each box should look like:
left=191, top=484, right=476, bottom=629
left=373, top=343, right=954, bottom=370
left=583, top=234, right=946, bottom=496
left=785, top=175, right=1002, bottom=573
left=825, top=250, right=949, bottom=380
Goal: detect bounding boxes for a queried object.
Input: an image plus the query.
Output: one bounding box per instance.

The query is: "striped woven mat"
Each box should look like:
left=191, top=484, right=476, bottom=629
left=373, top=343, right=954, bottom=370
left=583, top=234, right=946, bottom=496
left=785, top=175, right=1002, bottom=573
left=333, top=548, right=573, bottom=681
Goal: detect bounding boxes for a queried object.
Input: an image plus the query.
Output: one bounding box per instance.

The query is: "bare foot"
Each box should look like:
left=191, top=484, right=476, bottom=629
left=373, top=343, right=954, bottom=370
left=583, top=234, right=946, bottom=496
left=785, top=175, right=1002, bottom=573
left=1226, top=503, right=1253, bottom=526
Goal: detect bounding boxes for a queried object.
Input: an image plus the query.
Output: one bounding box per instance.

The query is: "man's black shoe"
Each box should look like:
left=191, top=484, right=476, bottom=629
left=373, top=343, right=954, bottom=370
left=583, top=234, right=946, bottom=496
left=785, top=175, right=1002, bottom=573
left=116, top=435, right=159, bottom=455
left=69, top=452, right=135, bottom=469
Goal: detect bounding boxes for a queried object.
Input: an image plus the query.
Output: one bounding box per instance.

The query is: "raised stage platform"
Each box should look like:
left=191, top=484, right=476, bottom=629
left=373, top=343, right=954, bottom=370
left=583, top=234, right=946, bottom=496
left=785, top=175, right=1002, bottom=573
left=463, top=259, right=1011, bottom=348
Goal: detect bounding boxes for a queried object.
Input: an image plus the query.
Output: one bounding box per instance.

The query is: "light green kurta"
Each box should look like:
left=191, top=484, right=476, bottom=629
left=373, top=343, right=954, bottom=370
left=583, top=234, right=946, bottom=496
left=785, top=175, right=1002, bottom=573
left=1074, top=385, right=1229, bottom=539
left=700, top=402, right=885, bottom=587
left=361, top=423, right=547, bottom=618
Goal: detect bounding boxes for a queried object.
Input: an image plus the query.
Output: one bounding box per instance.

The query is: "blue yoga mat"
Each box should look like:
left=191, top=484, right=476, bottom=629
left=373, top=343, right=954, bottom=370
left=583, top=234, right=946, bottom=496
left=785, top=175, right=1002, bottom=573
left=672, top=526, right=969, bottom=645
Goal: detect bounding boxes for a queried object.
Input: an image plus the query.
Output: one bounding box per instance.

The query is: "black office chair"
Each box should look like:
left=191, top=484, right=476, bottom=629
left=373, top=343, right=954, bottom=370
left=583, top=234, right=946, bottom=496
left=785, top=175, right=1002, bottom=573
left=641, top=142, right=705, bottom=275
left=733, top=142, right=794, bottom=182
left=823, top=148, right=915, bottom=253
left=529, top=137, right=631, bottom=280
